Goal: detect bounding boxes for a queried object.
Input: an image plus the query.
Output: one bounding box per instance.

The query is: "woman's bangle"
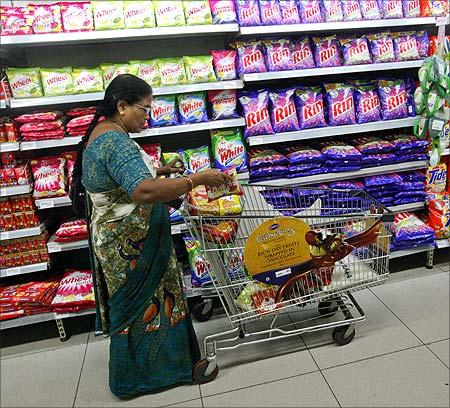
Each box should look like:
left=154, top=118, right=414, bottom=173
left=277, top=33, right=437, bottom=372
left=183, top=175, right=194, bottom=192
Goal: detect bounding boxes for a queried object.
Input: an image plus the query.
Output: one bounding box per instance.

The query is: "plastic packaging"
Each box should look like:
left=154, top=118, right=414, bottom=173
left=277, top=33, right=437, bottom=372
left=381, top=0, right=404, bottom=18
left=150, top=95, right=178, bottom=127
left=360, top=0, right=382, bottom=19
left=157, top=58, right=186, bottom=85
left=324, top=83, right=356, bottom=126
left=368, top=33, right=396, bottom=64
left=182, top=0, right=213, bottom=25
left=30, top=3, right=63, bottom=34
left=264, top=39, right=293, bottom=71
left=259, top=0, right=283, bottom=25
left=208, top=89, right=238, bottom=120
left=342, top=0, right=362, bottom=20
left=177, top=92, right=208, bottom=124
left=269, top=88, right=300, bottom=133
left=91, top=1, right=124, bottom=30
left=322, top=0, right=344, bottom=22
left=154, top=0, right=185, bottom=26
left=339, top=36, right=372, bottom=66
left=72, top=68, right=103, bottom=94
left=211, top=128, right=247, bottom=172
left=31, top=157, right=67, bottom=198
left=402, top=0, right=421, bottom=17
left=313, top=36, right=341, bottom=68
left=354, top=85, right=382, bottom=124
left=209, top=0, right=237, bottom=23
left=278, top=0, right=301, bottom=24
left=60, top=2, right=94, bottom=32
left=6, top=68, right=43, bottom=99
left=0, top=6, right=33, bottom=35
left=235, top=0, right=261, bottom=26
left=291, top=37, right=316, bottom=70
left=378, top=79, right=408, bottom=120
left=232, top=41, right=267, bottom=75
left=130, top=60, right=161, bottom=86
left=184, top=55, right=216, bottom=83
left=295, top=87, right=327, bottom=130
left=239, top=90, right=274, bottom=137
left=211, top=50, right=237, bottom=81
left=123, top=1, right=155, bottom=28
left=184, top=145, right=211, bottom=173
left=298, top=0, right=324, bottom=23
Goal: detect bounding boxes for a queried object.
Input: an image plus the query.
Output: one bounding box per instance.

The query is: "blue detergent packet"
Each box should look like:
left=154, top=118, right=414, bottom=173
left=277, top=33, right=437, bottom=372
left=364, top=172, right=403, bottom=187
left=177, top=92, right=208, bottom=124
left=328, top=180, right=364, bottom=190
left=150, top=95, right=178, bottom=127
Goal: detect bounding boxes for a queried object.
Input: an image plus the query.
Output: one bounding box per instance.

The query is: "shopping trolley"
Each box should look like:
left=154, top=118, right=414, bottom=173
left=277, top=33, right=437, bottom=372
left=182, top=185, right=393, bottom=384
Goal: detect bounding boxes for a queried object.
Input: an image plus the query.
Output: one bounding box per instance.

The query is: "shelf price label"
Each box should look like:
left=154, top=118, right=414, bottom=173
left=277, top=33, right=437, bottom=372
left=251, top=137, right=263, bottom=145
left=48, top=243, right=62, bottom=253
left=171, top=225, right=181, bottom=234
left=38, top=200, right=55, bottom=209
left=6, top=268, right=20, bottom=276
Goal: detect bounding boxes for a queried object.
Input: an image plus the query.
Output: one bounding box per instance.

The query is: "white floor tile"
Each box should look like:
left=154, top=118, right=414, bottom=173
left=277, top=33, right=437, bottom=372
left=300, top=290, right=421, bottom=369
left=203, top=371, right=339, bottom=407
left=165, top=399, right=203, bottom=407
left=387, top=266, right=443, bottom=285
left=371, top=273, right=449, bottom=343
left=428, top=339, right=450, bottom=368
left=323, top=346, right=449, bottom=407
left=74, top=339, right=201, bottom=407
left=199, top=313, right=319, bottom=397
left=0, top=344, right=85, bottom=407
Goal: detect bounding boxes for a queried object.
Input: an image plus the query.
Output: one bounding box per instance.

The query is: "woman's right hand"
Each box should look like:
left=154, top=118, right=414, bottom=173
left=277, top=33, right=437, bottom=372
left=191, top=169, right=232, bottom=188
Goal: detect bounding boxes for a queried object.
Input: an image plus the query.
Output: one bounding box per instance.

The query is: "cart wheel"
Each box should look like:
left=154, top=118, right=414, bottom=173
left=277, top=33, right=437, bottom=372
left=318, top=300, right=338, bottom=316
left=192, top=300, right=214, bottom=322
left=193, top=359, right=219, bottom=384
left=332, top=325, right=355, bottom=346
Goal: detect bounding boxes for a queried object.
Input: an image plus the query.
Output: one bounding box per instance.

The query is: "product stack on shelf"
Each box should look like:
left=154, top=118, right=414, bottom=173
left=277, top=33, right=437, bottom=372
left=0, top=0, right=449, bottom=330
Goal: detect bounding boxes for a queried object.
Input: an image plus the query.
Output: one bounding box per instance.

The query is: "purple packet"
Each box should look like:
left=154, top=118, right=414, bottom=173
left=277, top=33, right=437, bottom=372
left=361, top=153, right=397, bottom=166
left=269, top=88, right=300, bottom=133
left=354, top=86, right=382, bottom=124
left=399, top=181, right=425, bottom=190
left=339, top=36, right=372, bottom=66
left=393, top=195, right=426, bottom=205
left=396, top=153, right=429, bottom=162
left=324, top=83, right=356, bottom=126
left=399, top=147, right=427, bottom=155
left=368, top=33, right=395, bottom=63
left=360, top=0, right=382, bottom=19
left=279, top=0, right=301, bottom=24
left=291, top=37, right=315, bottom=69
left=393, top=33, right=420, bottom=61
left=329, top=165, right=362, bottom=172
left=402, top=0, right=421, bottom=17
left=248, top=147, right=288, bottom=167
left=320, top=142, right=363, bottom=160
left=378, top=79, right=408, bottom=120
left=391, top=212, right=435, bottom=242
left=232, top=41, right=267, bottom=75
left=298, top=0, right=324, bottom=23
left=235, top=0, right=261, bottom=26
left=416, top=30, right=429, bottom=58
left=399, top=170, right=426, bottom=181
left=354, top=136, right=394, bottom=154
left=295, top=87, right=327, bottom=130
left=322, top=0, right=344, bottom=22
left=289, top=162, right=323, bottom=172
left=381, top=0, right=404, bottom=18
left=404, top=76, right=417, bottom=117
left=287, top=168, right=326, bottom=178
left=264, top=39, right=293, bottom=71
left=239, top=90, right=274, bottom=137
left=364, top=172, right=403, bottom=187
left=328, top=180, right=364, bottom=189
left=384, top=134, right=429, bottom=150
left=326, top=158, right=362, bottom=166
left=313, top=36, right=341, bottom=68
left=280, top=145, right=324, bottom=163
left=378, top=196, right=397, bottom=205
left=342, top=0, right=362, bottom=20
left=259, top=0, right=283, bottom=25
left=260, top=189, right=294, bottom=199
left=250, top=165, right=288, bottom=179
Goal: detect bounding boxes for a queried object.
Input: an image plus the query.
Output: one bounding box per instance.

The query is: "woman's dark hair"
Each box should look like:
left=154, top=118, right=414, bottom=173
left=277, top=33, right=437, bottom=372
left=71, top=74, right=152, bottom=215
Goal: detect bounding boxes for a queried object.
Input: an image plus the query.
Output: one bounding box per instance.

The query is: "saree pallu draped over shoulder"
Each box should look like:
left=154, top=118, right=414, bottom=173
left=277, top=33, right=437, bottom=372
left=88, top=187, right=200, bottom=398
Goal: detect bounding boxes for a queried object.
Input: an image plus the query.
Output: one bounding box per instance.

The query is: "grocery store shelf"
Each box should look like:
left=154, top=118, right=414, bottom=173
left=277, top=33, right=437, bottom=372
left=435, top=238, right=450, bottom=249
left=0, top=142, right=20, bottom=152
left=243, top=61, right=423, bottom=83
left=35, top=196, right=71, bottom=210
left=8, top=80, right=244, bottom=109
left=0, top=184, right=31, bottom=197
left=442, top=148, right=450, bottom=156
left=247, top=118, right=416, bottom=146
left=249, top=161, right=428, bottom=187
left=131, top=118, right=246, bottom=139
left=239, top=17, right=439, bottom=36
left=1, top=24, right=240, bottom=47
left=0, top=262, right=48, bottom=278
left=388, top=202, right=425, bottom=213
left=0, top=308, right=96, bottom=330
left=389, top=244, right=435, bottom=259
left=47, top=235, right=88, bottom=253
left=21, top=137, right=82, bottom=151
left=0, top=223, right=45, bottom=241
left=171, top=223, right=188, bottom=235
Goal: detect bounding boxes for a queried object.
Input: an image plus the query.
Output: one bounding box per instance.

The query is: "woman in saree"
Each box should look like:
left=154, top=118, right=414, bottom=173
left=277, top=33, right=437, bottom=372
left=77, top=74, right=230, bottom=398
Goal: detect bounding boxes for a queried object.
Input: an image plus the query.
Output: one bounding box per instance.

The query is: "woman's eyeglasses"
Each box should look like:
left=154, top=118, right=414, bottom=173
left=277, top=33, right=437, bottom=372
left=134, top=103, right=151, bottom=115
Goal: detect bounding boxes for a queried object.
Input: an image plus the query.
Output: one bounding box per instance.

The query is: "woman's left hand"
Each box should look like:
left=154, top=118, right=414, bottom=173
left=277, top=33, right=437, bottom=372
left=157, top=159, right=185, bottom=176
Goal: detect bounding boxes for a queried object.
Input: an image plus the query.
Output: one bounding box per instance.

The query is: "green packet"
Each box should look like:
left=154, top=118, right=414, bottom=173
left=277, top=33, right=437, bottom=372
left=72, top=68, right=104, bottom=94
left=156, top=58, right=186, bottom=86
left=154, top=0, right=186, bottom=27
left=182, top=0, right=213, bottom=25
left=123, top=1, right=155, bottom=29
left=6, top=67, right=43, bottom=99
left=183, top=55, right=216, bottom=84
left=40, top=67, right=74, bottom=97
left=92, top=1, right=125, bottom=30
left=129, top=60, right=160, bottom=86
left=100, top=64, right=121, bottom=88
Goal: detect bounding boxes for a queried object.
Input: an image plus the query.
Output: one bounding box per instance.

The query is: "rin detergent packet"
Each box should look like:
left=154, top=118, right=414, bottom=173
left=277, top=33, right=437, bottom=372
left=235, top=0, right=261, bottom=26
left=377, top=79, right=408, bottom=120
left=295, top=87, right=327, bottom=130
left=239, top=90, right=274, bottom=137
left=269, top=88, right=300, bottom=133
left=324, top=83, right=356, bottom=126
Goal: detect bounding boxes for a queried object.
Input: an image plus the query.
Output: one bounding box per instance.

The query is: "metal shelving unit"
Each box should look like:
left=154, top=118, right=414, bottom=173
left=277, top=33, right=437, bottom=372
left=35, top=196, right=72, bottom=210
left=435, top=238, right=450, bottom=249
left=0, top=184, right=32, bottom=198
left=389, top=244, right=435, bottom=259
left=1, top=24, right=240, bottom=47
left=0, top=223, right=45, bottom=241
left=388, top=202, right=425, bottom=213
left=0, top=262, right=48, bottom=278
left=243, top=61, right=423, bottom=82
left=47, top=235, right=88, bottom=253
left=247, top=161, right=428, bottom=187
left=239, top=17, right=439, bottom=36
left=246, top=118, right=415, bottom=146
left=0, top=142, right=20, bottom=153
left=21, top=137, right=82, bottom=151
left=7, top=80, right=244, bottom=109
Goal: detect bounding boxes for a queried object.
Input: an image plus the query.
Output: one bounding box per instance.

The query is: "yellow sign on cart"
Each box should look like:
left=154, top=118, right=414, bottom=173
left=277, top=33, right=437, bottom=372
left=244, top=217, right=312, bottom=286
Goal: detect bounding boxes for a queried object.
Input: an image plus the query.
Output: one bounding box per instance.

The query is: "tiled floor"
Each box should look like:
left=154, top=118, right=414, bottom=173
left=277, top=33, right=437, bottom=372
left=1, top=259, right=449, bottom=408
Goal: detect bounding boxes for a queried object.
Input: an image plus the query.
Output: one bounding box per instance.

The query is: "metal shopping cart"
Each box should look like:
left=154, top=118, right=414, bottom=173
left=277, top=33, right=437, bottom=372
left=182, top=185, right=393, bottom=384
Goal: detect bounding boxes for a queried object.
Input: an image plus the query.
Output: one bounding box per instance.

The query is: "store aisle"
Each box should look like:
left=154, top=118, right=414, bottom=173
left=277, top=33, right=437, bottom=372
left=1, top=265, right=449, bottom=408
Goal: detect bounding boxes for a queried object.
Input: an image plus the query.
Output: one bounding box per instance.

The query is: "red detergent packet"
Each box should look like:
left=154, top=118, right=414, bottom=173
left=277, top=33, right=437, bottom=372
left=0, top=6, right=33, bottom=35
left=30, top=3, right=63, bottom=34
left=54, top=219, right=87, bottom=242
left=51, top=269, right=95, bottom=308
left=15, top=111, right=62, bottom=123
left=211, top=50, right=237, bottom=81
left=31, top=157, right=67, bottom=198
left=20, top=120, right=63, bottom=133
left=205, top=167, right=243, bottom=201
left=66, top=107, right=97, bottom=117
